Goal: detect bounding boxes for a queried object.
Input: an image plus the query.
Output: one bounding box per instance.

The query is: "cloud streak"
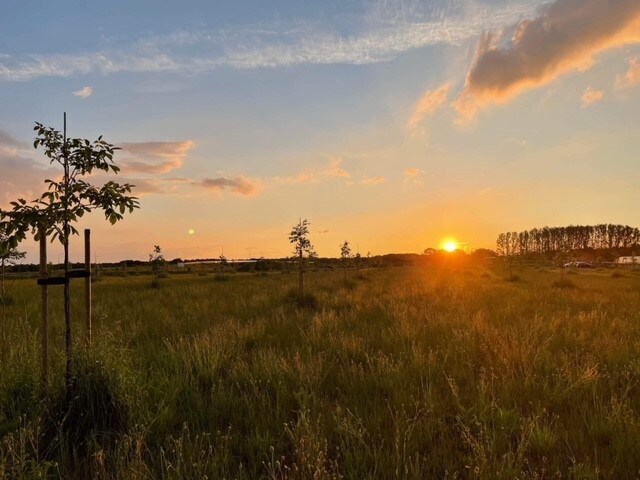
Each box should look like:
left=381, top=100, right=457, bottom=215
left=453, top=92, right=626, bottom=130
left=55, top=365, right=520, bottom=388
left=617, top=57, right=640, bottom=88
left=454, top=0, right=640, bottom=121
left=119, top=141, right=194, bottom=174
left=277, top=157, right=351, bottom=184
left=361, top=176, right=385, bottom=186
left=0, top=2, right=542, bottom=82
left=194, top=176, right=260, bottom=196
left=407, top=83, right=450, bottom=132
left=581, top=87, right=604, bottom=107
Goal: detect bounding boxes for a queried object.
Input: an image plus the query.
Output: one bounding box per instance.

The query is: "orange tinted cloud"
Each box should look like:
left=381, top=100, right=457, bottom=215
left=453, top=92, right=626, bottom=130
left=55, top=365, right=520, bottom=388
left=403, top=167, right=425, bottom=185
left=454, top=0, right=640, bottom=121
left=361, top=176, right=385, bottom=186
left=407, top=83, right=450, bottom=131
left=617, top=57, right=640, bottom=87
left=581, top=87, right=604, bottom=107
left=276, top=157, right=351, bottom=184
left=404, top=167, right=423, bottom=178
left=120, top=140, right=194, bottom=174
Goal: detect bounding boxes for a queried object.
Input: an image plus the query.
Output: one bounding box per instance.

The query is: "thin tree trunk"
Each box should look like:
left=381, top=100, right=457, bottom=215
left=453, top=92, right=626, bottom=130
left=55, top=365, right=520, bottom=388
left=1, top=259, right=5, bottom=374
left=0, top=259, right=5, bottom=300
left=64, top=225, right=72, bottom=389
left=298, top=249, right=304, bottom=298
left=40, top=232, right=49, bottom=389
left=63, top=112, right=73, bottom=391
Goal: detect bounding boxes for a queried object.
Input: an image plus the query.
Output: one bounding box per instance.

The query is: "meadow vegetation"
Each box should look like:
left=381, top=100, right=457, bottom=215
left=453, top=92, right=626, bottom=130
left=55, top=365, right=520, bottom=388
left=1, top=263, right=640, bottom=478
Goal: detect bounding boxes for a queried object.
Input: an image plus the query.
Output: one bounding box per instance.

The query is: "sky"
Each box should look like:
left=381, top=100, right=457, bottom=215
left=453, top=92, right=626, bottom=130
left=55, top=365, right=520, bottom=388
left=1, top=0, right=639, bottom=262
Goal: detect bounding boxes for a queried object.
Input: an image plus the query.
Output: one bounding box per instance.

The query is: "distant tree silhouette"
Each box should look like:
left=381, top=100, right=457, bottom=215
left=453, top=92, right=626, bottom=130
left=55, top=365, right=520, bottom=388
left=496, top=224, right=640, bottom=257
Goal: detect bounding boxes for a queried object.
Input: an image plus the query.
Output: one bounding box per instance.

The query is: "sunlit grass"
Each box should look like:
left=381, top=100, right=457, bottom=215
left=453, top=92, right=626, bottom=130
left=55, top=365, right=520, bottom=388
left=1, top=265, right=640, bottom=478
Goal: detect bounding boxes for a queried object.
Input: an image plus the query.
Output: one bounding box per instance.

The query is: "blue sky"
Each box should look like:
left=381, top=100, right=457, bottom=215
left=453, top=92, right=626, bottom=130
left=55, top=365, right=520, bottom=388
left=1, top=0, right=639, bottom=262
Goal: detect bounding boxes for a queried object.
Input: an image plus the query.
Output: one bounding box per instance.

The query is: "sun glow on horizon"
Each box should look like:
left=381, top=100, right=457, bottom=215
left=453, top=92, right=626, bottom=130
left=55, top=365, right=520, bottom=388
left=442, top=240, right=458, bottom=252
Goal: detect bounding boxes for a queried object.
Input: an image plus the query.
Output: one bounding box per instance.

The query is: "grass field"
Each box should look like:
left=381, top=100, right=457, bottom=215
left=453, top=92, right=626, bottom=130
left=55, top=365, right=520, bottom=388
left=1, top=264, right=640, bottom=479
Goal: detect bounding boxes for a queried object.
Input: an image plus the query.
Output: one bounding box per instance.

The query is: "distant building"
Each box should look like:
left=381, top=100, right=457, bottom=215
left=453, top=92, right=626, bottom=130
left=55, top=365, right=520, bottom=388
left=615, top=256, right=640, bottom=265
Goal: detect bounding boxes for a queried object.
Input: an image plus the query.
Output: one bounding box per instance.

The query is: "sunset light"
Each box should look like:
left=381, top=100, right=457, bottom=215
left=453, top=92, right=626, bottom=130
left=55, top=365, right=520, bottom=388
left=2, top=0, right=639, bottom=262
left=2, top=0, right=640, bottom=476
left=443, top=240, right=458, bottom=253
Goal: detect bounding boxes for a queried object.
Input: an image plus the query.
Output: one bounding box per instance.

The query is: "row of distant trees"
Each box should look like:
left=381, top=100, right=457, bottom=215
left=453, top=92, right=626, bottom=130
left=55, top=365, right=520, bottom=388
left=496, top=224, right=640, bottom=256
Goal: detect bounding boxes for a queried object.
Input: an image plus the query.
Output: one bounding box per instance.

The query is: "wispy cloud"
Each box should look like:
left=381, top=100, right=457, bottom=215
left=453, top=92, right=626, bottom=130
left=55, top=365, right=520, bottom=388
left=0, top=129, right=26, bottom=149
left=403, top=168, right=420, bottom=177
left=119, top=141, right=194, bottom=174
left=407, top=83, right=450, bottom=132
left=73, top=86, right=93, bottom=98
left=0, top=129, right=28, bottom=158
left=361, top=176, right=385, bottom=186
left=0, top=134, right=56, bottom=205
left=194, top=176, right=260, bottom=196
left=454, top=0, right=640, bottom=121
left=581, top=87, right=604, bottom=107
left=0, top=2, right=543, bottom=82
left=277, top=156, right=351, bottom=184
left=404, top=167, right=425, bottom=185
left=617, top=57, right=640, bottom=88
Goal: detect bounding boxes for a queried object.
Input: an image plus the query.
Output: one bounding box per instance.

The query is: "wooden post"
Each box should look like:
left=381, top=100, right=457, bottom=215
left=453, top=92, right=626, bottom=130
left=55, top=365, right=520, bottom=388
left=84, top=229, right=91, bottom=345
left=39, top=231, right=49, bottom=388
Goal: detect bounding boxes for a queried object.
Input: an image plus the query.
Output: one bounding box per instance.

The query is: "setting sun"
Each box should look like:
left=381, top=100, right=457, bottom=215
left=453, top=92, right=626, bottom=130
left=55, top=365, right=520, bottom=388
left=443, top=240, right=457, bottom=252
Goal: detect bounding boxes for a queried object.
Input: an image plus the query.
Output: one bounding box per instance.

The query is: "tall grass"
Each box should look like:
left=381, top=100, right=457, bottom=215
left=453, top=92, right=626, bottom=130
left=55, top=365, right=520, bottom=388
left=1, top=266, right=640, bottom=478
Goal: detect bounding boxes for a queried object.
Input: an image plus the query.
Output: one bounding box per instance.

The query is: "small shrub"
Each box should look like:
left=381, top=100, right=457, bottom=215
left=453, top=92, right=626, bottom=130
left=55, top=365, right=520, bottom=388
left=611, top=271, right=624, bottom=278
left=150, top=278, right=161, bottom=289
left=214, top=273, right=230, bottom=282
left=506, top=274, right=521, bottom=282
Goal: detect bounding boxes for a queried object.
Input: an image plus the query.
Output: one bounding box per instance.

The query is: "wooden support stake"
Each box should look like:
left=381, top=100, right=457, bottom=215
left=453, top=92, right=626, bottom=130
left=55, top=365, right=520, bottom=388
left=85, top=229, right=92, bottom=345
left=39, top=231, right=49, bottom=388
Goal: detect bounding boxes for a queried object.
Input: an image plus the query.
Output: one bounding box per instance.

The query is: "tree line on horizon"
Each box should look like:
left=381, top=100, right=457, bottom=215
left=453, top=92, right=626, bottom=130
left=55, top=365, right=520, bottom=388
left=496, top=224, right=640, bottom=256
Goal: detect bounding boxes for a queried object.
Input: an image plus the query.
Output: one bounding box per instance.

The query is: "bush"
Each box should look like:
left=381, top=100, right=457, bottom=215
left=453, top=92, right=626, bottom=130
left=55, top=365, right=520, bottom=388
left=214, top=273, right=230, bottom=282
left=611, top=271, right=624, bottom=278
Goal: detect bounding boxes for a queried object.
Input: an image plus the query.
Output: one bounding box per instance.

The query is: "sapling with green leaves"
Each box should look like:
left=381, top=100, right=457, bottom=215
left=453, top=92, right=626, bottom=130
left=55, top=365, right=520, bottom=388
left=289, top=219, right=315, bottom=298
left=0, top=119, right=139, bottom=388
left=340, top=240, right=351, bottom=283
left=149, top=245, right=165, bottom=284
